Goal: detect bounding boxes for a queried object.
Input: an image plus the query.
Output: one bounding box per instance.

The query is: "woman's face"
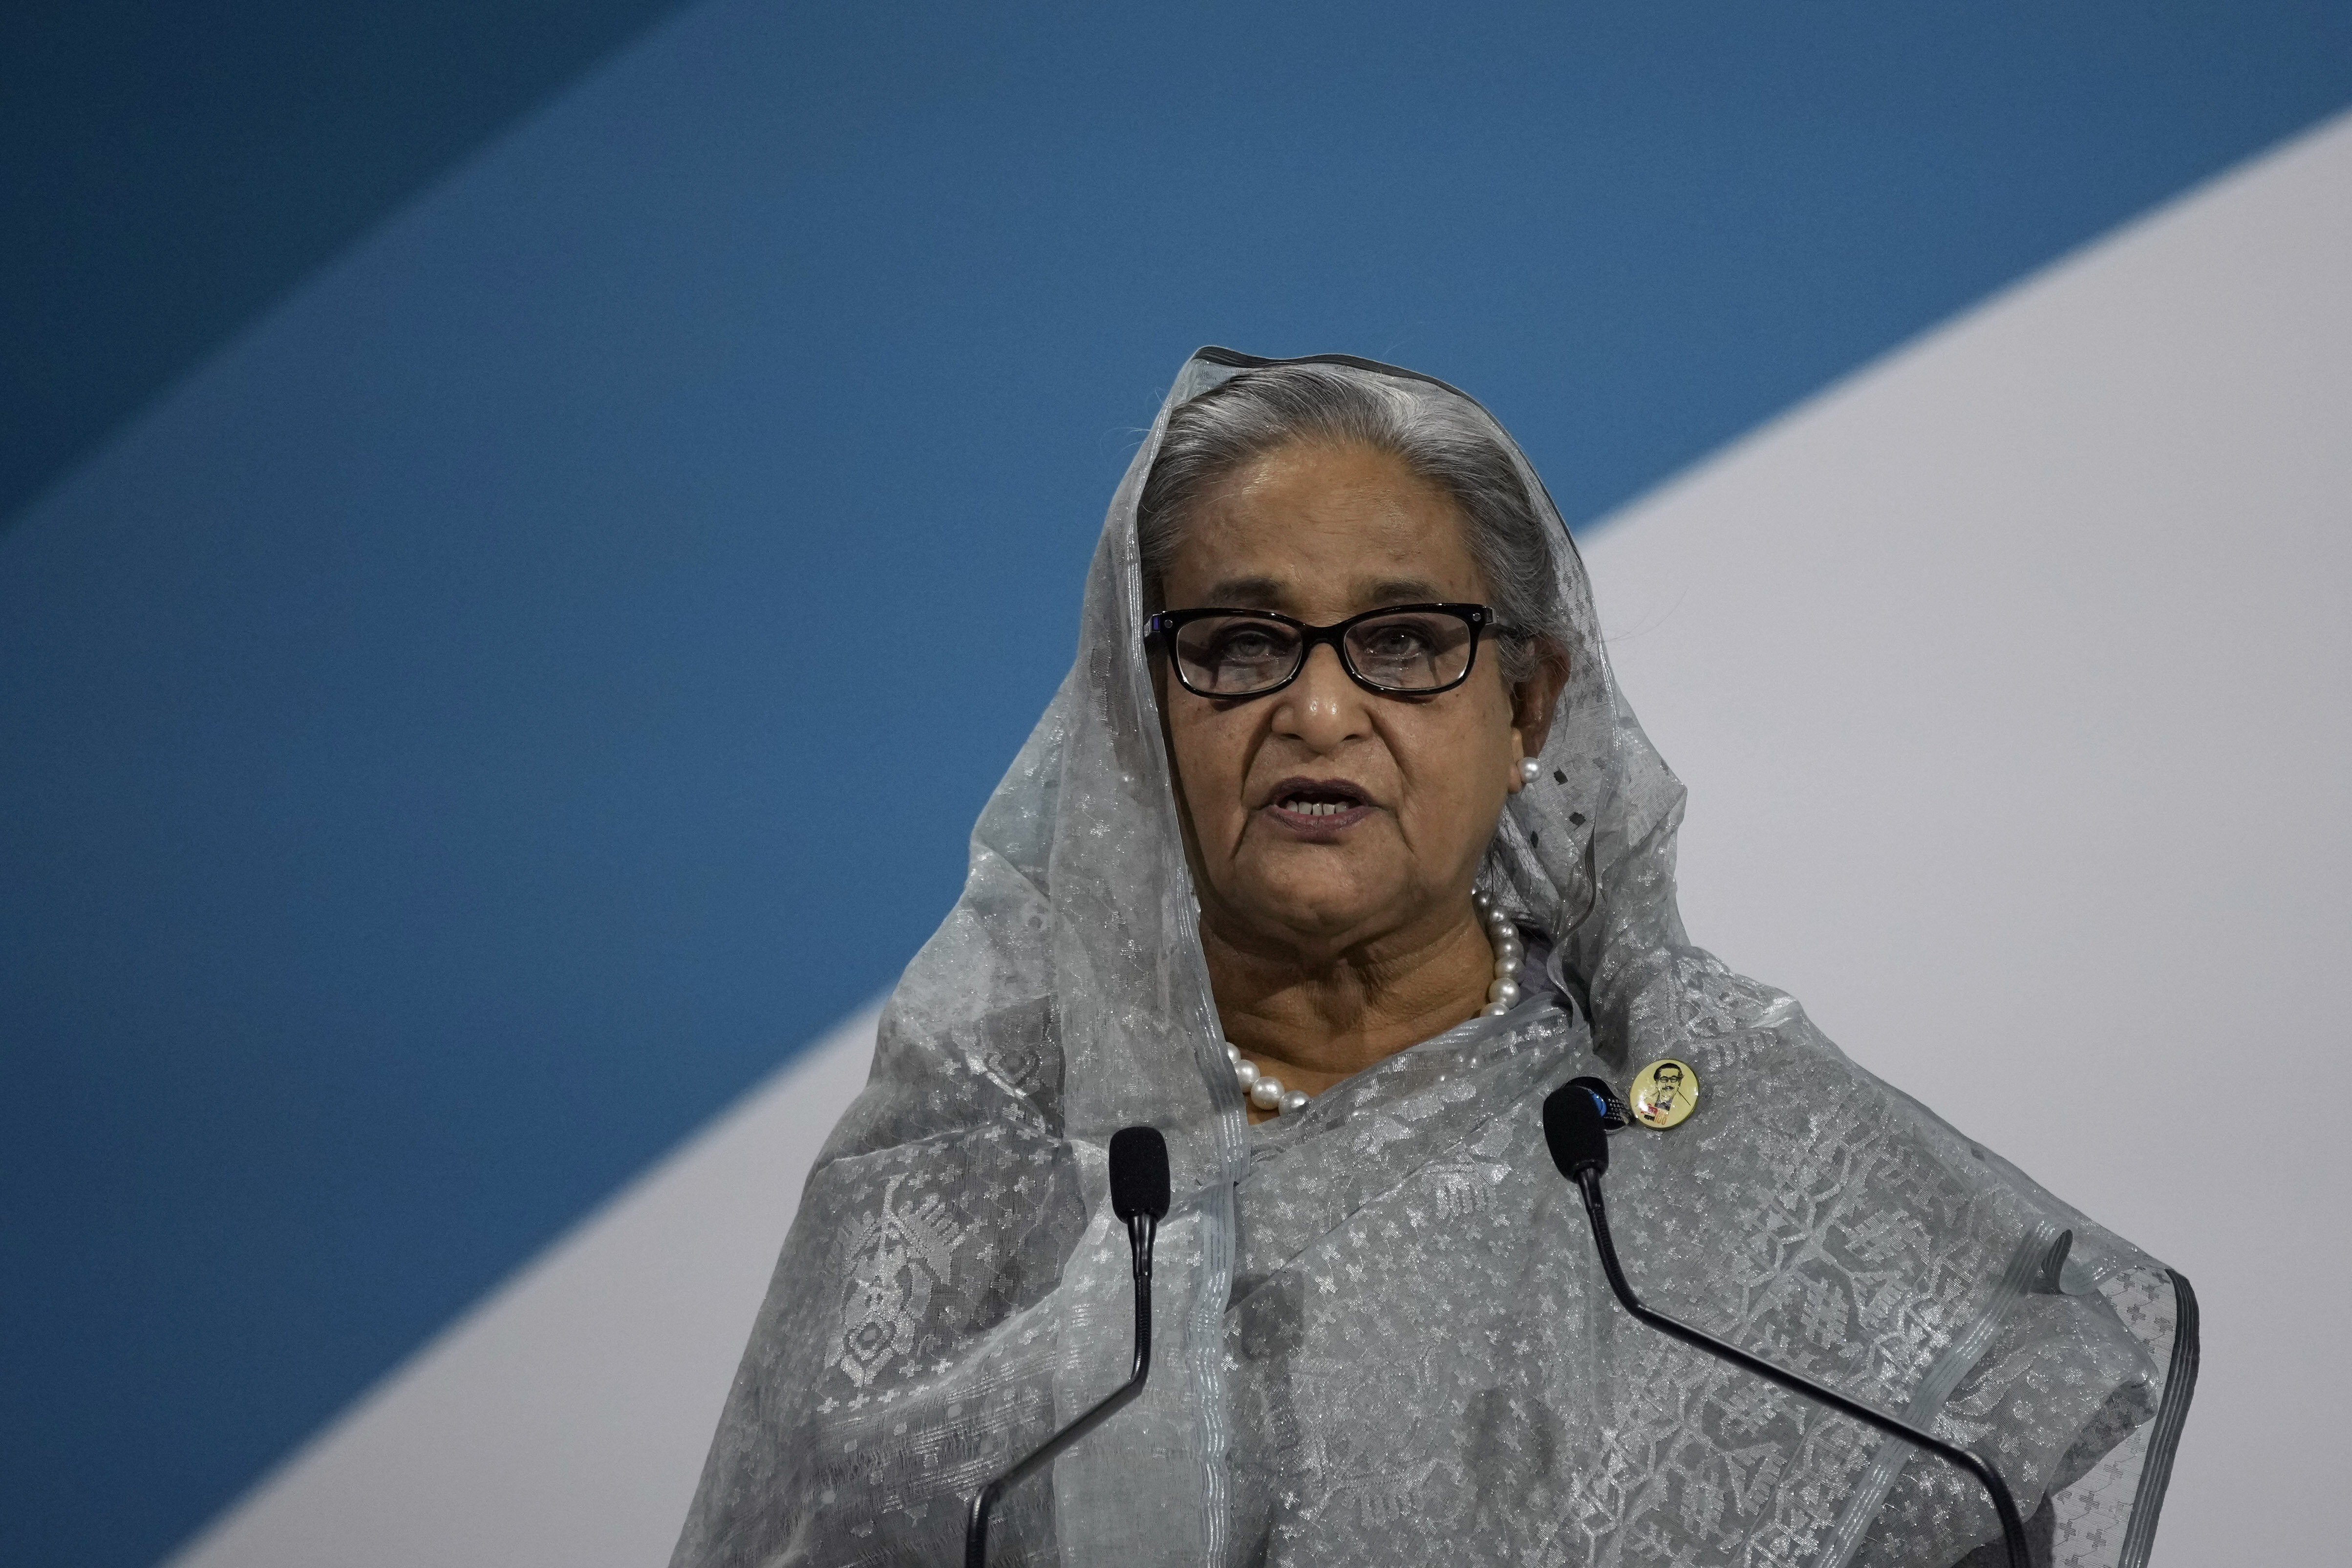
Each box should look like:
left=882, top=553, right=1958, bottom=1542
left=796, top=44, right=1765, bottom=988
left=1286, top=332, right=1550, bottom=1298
left=1155, top=439, right=1557, bottom=962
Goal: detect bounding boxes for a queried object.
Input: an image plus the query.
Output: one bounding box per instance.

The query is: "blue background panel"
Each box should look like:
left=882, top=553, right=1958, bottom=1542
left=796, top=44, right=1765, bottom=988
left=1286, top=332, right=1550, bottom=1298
left=4, top=4, right=2350, bottom=1566
left=0, top=0, right=693, bottom=524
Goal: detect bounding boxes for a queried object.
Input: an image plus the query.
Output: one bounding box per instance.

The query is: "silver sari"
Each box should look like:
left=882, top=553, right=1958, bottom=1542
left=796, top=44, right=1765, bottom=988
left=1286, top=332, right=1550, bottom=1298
left=670, top=350, right=2195, bottom=1568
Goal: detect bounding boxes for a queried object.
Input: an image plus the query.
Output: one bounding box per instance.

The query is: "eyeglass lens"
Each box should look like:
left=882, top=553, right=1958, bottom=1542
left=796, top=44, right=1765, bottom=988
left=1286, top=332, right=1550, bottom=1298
left=1170, top=610, right=1476, bottom=695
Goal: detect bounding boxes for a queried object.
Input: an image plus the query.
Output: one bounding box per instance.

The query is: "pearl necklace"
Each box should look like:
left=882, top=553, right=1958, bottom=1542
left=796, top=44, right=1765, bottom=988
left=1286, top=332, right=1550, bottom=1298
left=1227, top=890, right=1527, bottom=1117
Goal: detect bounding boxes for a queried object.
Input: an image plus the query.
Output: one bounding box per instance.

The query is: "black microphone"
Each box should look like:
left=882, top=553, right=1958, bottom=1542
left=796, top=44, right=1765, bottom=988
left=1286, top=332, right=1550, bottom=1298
left=1540, top=1084, right=2033, bottom=1568
left=964, top=1124, right=1169, bottom=1566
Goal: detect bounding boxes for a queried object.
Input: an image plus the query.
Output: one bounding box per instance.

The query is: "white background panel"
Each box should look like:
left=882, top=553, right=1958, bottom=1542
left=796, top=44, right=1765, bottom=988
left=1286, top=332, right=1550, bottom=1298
left=166, top=1008, right=879, bottom=1568
left=1591, top=110, right=2350, bottom=1564
left=170, top=110, right=2349, bottom=1567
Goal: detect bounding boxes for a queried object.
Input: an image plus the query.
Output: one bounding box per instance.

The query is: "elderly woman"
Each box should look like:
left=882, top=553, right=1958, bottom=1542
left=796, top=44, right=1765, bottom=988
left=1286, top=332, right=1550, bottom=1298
left=671, top=352, right=2194, bottom=1568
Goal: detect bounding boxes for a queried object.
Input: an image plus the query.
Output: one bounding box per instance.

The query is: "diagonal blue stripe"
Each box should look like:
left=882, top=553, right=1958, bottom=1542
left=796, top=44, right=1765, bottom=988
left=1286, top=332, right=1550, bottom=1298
left=0, top=0, right=700, bottom=528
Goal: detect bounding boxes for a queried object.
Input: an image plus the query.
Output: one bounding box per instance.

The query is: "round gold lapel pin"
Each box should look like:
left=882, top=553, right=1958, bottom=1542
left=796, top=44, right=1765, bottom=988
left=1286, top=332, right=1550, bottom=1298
left=1628, top=1058, right=1699, bottom=1128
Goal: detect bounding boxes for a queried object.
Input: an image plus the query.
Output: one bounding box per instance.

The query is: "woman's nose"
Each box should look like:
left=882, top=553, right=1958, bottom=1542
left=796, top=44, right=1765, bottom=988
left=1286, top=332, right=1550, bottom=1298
left=1272, top=643, right=1369, bottom=751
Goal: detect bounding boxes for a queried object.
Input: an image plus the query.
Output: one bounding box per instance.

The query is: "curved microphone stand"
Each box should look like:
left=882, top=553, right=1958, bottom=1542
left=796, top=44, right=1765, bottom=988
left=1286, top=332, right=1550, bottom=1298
left=1542, top=1085, right=2031, bottom=1568
left=964, top=1126, right=1166, bottom=1567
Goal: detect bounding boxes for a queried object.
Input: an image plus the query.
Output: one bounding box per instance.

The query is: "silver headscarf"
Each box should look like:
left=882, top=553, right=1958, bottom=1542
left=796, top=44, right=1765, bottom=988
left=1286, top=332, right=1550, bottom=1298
left=671, top=350, right=2195, bottom=1568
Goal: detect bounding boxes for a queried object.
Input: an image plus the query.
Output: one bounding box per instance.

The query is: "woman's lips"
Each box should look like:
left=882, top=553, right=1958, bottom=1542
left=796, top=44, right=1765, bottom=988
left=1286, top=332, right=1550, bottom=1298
left=1260, top=779, right=1375, bottom=837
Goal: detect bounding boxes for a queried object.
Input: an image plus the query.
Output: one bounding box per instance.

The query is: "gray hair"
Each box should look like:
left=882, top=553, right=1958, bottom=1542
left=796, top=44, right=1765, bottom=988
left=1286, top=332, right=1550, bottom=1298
left=1136, top=364, right=1563, bottom=682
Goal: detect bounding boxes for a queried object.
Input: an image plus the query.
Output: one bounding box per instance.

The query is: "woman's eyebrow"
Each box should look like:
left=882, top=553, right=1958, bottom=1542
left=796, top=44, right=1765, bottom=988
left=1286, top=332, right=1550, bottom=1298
left=1189, top=575, right=1451, bottom=610
left=1360, top=577, right=1446, bottom=604
left=1198, top=575, right=1287, bottom=607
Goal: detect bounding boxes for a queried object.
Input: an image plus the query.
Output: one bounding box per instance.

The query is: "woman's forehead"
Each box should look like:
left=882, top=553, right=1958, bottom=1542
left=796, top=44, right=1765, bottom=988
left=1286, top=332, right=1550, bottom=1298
left=1166, top=526, right=1484, bottom=615
left=1161, top=443, right=1484, bottom=610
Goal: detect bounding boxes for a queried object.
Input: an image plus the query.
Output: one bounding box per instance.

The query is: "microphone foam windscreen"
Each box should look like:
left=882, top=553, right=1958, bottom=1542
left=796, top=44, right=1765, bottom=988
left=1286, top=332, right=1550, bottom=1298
left=1567, top=1075, right=1631, bottom=1131
left=1109, top=1125, right=1171, bottom=1221
left=1542, top=1083, right=1611, bottom=1180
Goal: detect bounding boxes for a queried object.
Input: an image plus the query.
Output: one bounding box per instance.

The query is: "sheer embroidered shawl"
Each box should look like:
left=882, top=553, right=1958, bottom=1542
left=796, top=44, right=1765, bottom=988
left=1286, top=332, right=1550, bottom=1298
left=670, top=350, right=2196, bottom=1568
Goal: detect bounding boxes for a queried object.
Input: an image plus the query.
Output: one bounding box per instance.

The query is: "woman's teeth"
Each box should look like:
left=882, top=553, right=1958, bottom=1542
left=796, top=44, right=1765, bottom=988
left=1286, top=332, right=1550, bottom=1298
left=1282, top=797, right=1353, bottom=816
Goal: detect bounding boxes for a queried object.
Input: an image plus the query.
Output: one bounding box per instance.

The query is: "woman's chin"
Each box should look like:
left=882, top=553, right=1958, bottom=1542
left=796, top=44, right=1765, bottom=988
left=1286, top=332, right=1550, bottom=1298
left=1218, top=878, right=1415, bottom=955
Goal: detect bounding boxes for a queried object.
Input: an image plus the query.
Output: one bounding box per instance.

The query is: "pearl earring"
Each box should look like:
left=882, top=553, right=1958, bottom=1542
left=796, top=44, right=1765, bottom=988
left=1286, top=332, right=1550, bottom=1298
left=1517, top=756, right=1542, bottom=786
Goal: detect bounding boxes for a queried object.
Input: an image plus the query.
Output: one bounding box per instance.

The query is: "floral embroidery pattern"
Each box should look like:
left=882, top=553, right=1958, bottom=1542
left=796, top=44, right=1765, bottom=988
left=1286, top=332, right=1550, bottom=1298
left=830, top=1175, right=962, bottom=1388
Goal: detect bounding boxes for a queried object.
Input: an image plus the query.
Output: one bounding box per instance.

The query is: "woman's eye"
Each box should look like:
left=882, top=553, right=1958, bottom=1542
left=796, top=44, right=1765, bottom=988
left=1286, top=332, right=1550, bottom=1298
left=1209, top=628, right=1286, bottom=662
left=1360, top=624, right=1437, bottom=660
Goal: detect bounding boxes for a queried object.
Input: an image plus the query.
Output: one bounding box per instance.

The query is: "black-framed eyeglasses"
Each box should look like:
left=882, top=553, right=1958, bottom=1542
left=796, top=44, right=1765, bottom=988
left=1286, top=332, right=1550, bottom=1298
left=1146, top=602, right=1507, bottom=699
